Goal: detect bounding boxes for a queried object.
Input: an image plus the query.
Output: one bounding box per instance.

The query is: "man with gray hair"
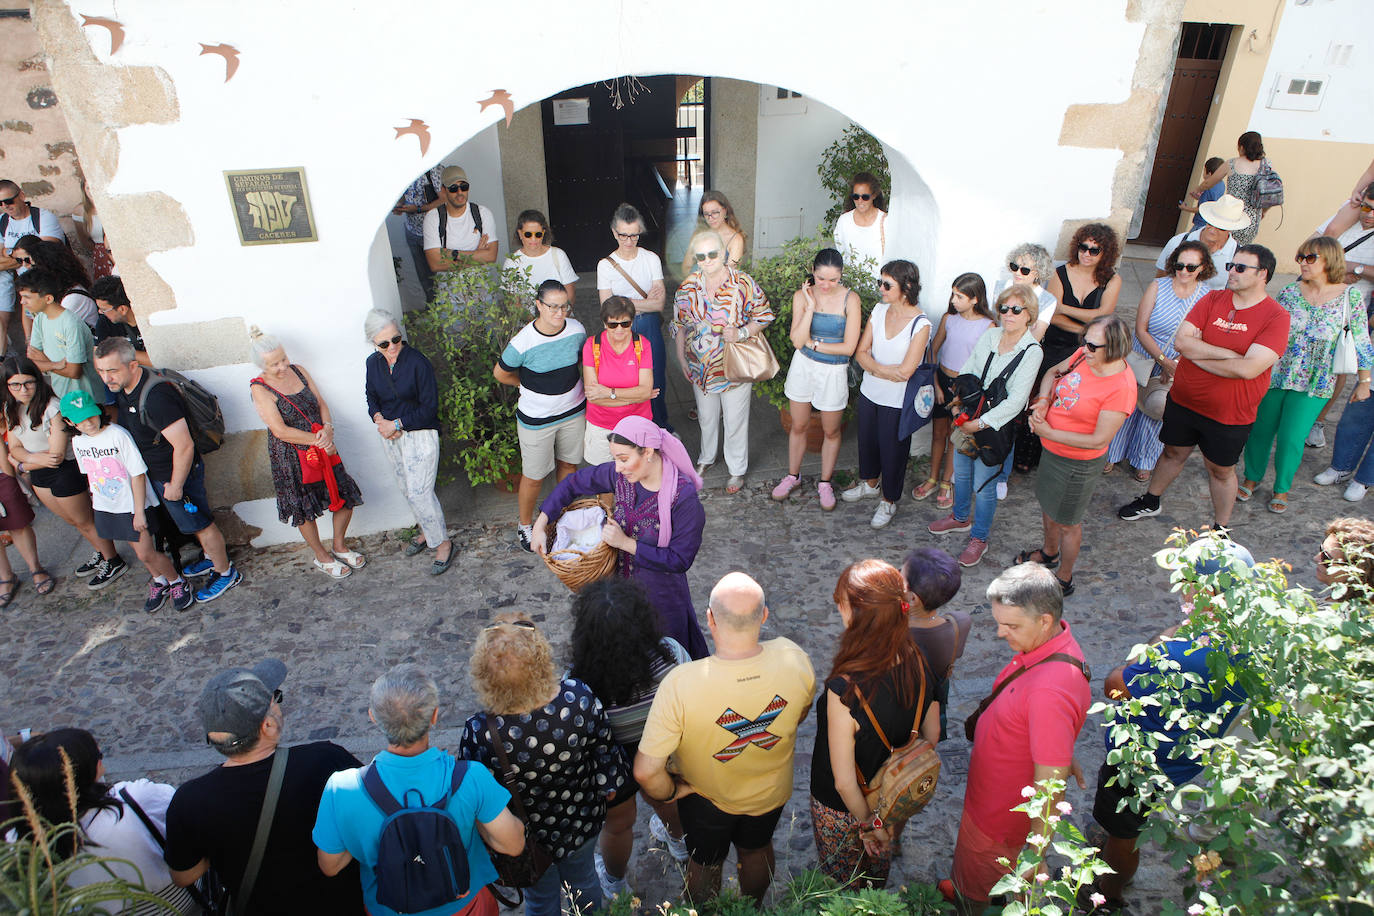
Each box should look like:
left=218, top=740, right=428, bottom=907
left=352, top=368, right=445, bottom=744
left=314, top=663, right=525, bottom=916
left=164, top=658, right=364, bottom=915
left=941, top=564, right=1091, bottom=911
left=635, top=572, right=815, bottom=905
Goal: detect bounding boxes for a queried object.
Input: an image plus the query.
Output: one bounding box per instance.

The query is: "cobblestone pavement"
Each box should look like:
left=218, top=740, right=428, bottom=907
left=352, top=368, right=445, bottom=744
left=1, top=263, right=1347, bottom=912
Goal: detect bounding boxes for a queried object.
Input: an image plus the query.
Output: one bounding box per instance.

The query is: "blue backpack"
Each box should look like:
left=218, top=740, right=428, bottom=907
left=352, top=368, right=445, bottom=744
left=363, top=760, right=472, bottom=914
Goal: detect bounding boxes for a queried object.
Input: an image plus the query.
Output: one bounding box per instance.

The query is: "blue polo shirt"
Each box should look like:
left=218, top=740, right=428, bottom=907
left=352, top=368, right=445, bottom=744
left=312, top=748, right=510, bottom=916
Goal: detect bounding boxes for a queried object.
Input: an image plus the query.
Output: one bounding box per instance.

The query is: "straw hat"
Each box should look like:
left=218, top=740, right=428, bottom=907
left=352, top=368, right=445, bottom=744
left=1197, top=194, right=1251, bottom=232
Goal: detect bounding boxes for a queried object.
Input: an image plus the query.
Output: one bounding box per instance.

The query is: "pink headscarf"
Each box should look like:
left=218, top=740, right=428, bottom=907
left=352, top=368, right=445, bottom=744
left=611, top=416, right=702, bottom=547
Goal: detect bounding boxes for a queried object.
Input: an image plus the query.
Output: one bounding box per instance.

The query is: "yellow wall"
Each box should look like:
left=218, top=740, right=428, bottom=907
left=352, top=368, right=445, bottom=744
left=1178, top=0, right=1374, bottom=257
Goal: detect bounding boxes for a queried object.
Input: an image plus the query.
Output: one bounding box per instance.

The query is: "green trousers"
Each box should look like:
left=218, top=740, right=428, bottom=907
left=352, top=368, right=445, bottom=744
left=1242, top=387, right=1329, bottom=494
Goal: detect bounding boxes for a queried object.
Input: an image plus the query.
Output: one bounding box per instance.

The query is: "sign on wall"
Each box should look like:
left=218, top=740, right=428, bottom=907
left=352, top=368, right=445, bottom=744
left=224, top=167, right=318, bottom=245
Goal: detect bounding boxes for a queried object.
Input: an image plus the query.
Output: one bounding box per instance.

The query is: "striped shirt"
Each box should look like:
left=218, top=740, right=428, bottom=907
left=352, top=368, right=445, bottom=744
left=499, top=318, right=587, bottom=428
left=602, top=638, right=691, bottom=745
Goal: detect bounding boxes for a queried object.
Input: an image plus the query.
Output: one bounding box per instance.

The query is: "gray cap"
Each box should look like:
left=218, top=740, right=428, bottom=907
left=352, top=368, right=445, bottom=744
left=197, top=658, right=287, bottom=741
left=1193, top=540, right=1255, bottom=577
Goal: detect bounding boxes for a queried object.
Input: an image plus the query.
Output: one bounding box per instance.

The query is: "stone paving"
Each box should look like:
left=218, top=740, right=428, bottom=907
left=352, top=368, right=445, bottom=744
left=0, top=260, right=1346, bottom=912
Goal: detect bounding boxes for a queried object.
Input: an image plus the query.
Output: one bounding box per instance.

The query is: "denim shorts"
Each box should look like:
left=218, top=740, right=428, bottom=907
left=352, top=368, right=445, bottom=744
left=150, top=461, right=215, bottom=534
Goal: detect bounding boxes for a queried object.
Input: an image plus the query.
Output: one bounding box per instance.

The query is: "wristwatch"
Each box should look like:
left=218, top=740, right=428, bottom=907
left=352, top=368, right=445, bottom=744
left=1356, top=265, right=1365, bottom=276
left=609, top=388, right=618, bottom=400
left=394, top=419, right=403, bottom=432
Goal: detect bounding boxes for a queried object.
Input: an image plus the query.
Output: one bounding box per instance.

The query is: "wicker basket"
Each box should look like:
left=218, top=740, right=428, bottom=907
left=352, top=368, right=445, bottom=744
left=542, top=494, right=619, bottom=592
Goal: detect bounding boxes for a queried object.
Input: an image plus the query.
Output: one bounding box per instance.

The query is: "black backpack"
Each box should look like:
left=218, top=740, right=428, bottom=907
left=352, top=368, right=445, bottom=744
left=136, top=367, right=226, bottom=455
left=363, top=761, right=473, bottom=914
left=1, top=206, right=72, bottom=250
left=437, top=203, right=484, bottom=249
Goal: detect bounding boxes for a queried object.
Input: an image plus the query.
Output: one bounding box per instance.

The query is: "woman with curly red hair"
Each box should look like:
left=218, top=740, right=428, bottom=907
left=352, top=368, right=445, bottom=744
left=808, top=558, right=938, bottom=888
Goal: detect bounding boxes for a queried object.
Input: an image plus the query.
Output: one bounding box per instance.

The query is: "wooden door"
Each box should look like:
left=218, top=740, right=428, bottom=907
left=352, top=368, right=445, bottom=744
left=1138, top=24, right=1231, bottom=245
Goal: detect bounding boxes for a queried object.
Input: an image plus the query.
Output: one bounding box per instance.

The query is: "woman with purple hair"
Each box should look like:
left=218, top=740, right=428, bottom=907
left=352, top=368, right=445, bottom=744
left=902, top=547, right=969, bottom=739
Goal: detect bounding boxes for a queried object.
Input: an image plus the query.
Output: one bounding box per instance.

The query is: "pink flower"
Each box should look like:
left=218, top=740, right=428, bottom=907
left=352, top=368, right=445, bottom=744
left=1056, top=801, right=1073, bottom=815
left=1022, top=786, right=1037, bottom=798
left=1035, top=873, right=1049, bottom=884
left=1091, top=893, right=1107, bottom=907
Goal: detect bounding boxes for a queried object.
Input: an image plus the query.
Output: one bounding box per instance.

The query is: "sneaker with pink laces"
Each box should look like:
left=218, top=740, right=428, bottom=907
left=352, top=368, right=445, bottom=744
left=928, top=514, right=973, bottom=535
left=818, top=481, right=836, bottom=511
left=958, top=537, right=988, bottom=567
left=771, top=474, right=801, bottom=501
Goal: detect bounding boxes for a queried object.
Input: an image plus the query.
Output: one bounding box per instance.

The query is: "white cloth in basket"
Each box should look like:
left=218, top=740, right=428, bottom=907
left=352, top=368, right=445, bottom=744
left=551, top=505, right=607, bottom=561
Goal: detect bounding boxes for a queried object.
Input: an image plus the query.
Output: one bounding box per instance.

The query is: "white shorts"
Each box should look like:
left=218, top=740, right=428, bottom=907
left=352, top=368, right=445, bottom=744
left=583, top=422, right=617, bottom=466
left=783, top=352, right=849, bottom=413
left=517, top=415, right=585, bottom=479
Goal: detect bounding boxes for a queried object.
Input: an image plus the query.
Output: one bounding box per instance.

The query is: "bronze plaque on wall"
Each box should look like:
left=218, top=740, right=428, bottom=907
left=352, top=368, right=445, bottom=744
left=224, top=167, right=318, bottom=245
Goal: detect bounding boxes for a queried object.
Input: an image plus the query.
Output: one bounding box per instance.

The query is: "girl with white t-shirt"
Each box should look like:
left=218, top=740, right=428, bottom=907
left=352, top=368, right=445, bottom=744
left=597, top=203, right=670, bottom=429
left=832, top=171, right=887, bottom=281
left=505, top=209, right=578, bottom=305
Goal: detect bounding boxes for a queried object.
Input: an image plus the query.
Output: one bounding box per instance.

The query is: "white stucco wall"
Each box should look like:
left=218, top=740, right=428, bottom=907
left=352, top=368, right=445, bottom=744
left=65, top=0, right=1147, bottom=544
left=1246, top=0, right=1374, bottom=145
left=752, top=88, right=856, bottom=252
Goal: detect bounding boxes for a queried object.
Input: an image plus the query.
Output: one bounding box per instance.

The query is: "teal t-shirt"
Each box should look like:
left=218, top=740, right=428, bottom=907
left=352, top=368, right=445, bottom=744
left=29, top=307, right=101, bottom=400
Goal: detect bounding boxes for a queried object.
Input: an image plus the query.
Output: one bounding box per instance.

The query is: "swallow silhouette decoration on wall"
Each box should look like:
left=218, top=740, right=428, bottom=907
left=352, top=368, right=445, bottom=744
left=79, top=15, right=125, bottom=54
left=478, top=90, right=514, bottom=127
left=199, top=43, right=240, bottom=82
left=394, top=119, right=431, bottom=156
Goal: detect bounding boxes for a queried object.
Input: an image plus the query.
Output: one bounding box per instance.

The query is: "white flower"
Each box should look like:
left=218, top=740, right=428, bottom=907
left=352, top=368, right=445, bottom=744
left=1026, top=833, right=1048, bottom=847
left=1035, top=872, right=1049, bottom=884
left=1021, top=785, right=1037, bottom=798
left=1188, top=905, right=1205, bottom=916
left=1048, top=815, right=1061, bottom=824
left=1056, top=800, right=1073, bottom=815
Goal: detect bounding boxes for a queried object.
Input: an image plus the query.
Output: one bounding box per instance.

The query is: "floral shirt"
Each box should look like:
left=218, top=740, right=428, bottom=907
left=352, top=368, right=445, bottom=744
left=673, top=268, right=773, bottom=393
left=1271, top=283, right=1374, bottom=399
left=400, top=165, right=444, bottom=239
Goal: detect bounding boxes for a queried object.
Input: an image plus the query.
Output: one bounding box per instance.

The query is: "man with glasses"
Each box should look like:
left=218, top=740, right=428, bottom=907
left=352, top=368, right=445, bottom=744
left=165, top=658, right=365, bottom=915
left=91, top=276, right=152, bottom=367
left=1119, top=244, right=1289, bottom=529
left=421, top=165, right=498, bottom=276
left=1153, top=193, right=1249, bottom=292
left=0, top=179, right=66, bottom=349
left=493, top=279, right=587, bottom=551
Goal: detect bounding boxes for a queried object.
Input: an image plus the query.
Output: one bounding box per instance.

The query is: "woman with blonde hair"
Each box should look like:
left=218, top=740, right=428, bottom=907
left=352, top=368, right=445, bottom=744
left=461, top=615, right=627, bottom=916
left=681, top=190, right=747, bottom=271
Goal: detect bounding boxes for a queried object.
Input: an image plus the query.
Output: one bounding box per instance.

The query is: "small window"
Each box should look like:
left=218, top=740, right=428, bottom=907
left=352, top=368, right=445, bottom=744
left=1303, top=80, right=1323, bottom=95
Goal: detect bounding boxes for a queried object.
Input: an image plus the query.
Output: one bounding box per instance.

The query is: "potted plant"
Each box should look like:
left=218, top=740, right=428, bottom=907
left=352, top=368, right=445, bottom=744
left=405, top=264, right=534, bottom=489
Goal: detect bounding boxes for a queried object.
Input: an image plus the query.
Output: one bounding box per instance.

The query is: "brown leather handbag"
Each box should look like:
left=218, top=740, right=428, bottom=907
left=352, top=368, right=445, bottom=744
left=854, top=672, right=941, bottom=825
left=721, top=293, right=779, bottom=383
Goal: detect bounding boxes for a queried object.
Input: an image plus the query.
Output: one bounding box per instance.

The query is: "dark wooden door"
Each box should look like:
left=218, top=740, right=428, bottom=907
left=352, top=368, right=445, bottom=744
left=1138, top=24, right=1231, bottom=245
left=542, top=76, right=683, bottom=272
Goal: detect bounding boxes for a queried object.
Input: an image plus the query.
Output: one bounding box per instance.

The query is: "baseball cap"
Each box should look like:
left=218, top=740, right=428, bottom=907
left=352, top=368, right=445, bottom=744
left=440, top=166, right=468, bottom=186
left=59, top=390, right=101, bottom=424
left=1193, top=540, right=1255, bottom=577
left=197, top=658, right=287, bottom=742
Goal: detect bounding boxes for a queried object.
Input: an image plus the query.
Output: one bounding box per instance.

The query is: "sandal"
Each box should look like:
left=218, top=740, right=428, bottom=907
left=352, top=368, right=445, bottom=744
left=1056, top=575, right=1076, bottom=597
left=1132, top=467, right=1151, bottom=483
left=1014, top=548, right=1060, bottom=570
left=403, top=536, right=428, bottom=557
left=0, top=577, right=17, bottom=608
left=313, top=558, right=352, bottom=579
left=331, top=548, right=367, bottom=569
left=1101, top=462, right=1117, bottom=476
left=726, top=476, right=745, bottom=495
left=1268, top=493, right=1289, bottom=514
left=935, top=481, right=954, bottom=510
left=32, top=568, right=56, bottom=596
left=912, top=477, right=939, bottom=500
left=1236, top=481, right=1257, bottom=502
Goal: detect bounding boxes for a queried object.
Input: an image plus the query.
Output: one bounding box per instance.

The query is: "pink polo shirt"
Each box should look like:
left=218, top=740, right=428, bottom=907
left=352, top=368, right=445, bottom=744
left=963, top=621, right=1091, bottom=843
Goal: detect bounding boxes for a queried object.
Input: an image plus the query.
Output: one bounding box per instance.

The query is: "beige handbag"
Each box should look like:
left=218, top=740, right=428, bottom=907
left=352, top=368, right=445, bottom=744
left=1138, top=374, right=1171, bottom=420
left=721, top=292, right=779, bottom=383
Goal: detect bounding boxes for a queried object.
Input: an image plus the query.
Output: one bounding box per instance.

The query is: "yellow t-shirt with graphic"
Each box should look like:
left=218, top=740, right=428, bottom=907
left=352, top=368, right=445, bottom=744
left=638, top=637, right=816, bottom=815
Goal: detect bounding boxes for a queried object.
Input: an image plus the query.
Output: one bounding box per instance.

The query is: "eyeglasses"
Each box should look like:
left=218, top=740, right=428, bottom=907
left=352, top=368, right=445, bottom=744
left=521, top=230, right=545, bottom=239
left=6, top=380, right=37, bottom=391
left=1175, top=262, right=1202, bottom=272
left=483, top=618, right=536, bottom=632
left=604, top=319, right=633, bottom=329
left=998, top=304, right=1027, bottom=315
left=1009, top=263, right=1034, bottom=276
left=615, top=231, right=641, bottom=241
left=14, top=256, right=31, bottom=266
left=851, top=193, right=872, bottom=201
left=0, top=196, right=17, bottom=207
left=1295, top=253, right=1320, bottom=265
left=537, top=299, right=572, bottom=312
left=446, top=182, right=470, bottom=193
left=693, top=250, right=720, bottom=262
left=1225, top=262, right=1258, bottom=273
left=702, top=208, right=725, bottom=219
left=1078, top=243, right=1102, bottom=256
left=374, top=335, right=403, bottom=349
left=1083, top=340, right=1104, bottom=352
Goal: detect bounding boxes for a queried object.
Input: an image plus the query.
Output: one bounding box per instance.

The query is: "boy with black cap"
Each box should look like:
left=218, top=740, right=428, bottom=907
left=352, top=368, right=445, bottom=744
left=164, top=658, right=364, bottom=915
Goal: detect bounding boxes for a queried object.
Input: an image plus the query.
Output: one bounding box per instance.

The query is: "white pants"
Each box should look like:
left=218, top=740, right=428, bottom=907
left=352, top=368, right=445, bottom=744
left=693, top=382, right=752, bottom=476
left=381, top=428, right=448, bottom=547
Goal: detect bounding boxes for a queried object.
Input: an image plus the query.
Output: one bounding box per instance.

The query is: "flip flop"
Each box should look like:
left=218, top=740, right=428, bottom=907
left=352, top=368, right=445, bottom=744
left=1236, top=482, right=1255, bottom=502
left=32, top=569, right=56, bottom=596
left=1268, top=493, right=1289, bottom=514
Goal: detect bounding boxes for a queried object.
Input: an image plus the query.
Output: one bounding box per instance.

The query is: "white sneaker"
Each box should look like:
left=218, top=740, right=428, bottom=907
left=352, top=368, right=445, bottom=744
left=649, top=813, right=689, bottom=863
left=996, top=481, right=1008, bottom=501
left=1315, top=467, right=1353, bottom=486
left=1344, top=481, right=1368, bottom=502
left=870, top=500, right=897, bottom=529
left=593, top=850, right=629, bottom=900
left=841, top=480, right=881, bottom=502
left=1306, top=422, right=1327, bottom=449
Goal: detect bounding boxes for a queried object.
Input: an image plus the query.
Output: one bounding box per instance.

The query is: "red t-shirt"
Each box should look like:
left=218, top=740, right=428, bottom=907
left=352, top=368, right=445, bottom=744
left=582, top=333, right=654, bottom=429
left=963, top=622, right=1091, bottom=844
left=1170, top=291, right=1290, bottom=426
left=1043, top=350, right=1138, bottom=460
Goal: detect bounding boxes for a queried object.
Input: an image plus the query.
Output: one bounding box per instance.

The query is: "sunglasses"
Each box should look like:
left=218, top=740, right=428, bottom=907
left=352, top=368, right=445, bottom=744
left=272, top=688, right=284, bottom=705
left=998, top=304, right=1027, bottom=315
left=1083, top=340, right=1104, bottom=353
left=1009, top=263, right=1034, bottom=276
left=484, top=618, right=537, bottom=632
left=1360, top=203, right=1374, bottom=214
left=0, top=196, right=16, bottom=207
left=693, top=250, right=720, bottom=262
left=604, top=319, right=633, bottom=329
left=1295, top=253, right=1320, bottom=265
left=522, top=230, right=545, bottom=239
left=374, top=334, right=403, bottom=349
left=446, top=182, right=470, bottom=193
left=880, top=279, right=896, bottom=291
left=1225, top=262, right=1258, bottom=273
left=851, top=192, right=872, bottom=201
left=14, top=256, right=32, bottom=266
left=6, top=380, right=37, bottom=391
left=1078, top=243, right=1102, bottom=255
left=1318, top=546, right=1338, bottom=564
left=1175, top=262, right=1202, bottom=272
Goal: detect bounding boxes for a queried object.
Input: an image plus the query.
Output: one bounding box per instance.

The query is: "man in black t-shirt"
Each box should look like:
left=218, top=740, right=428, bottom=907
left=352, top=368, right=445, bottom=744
left=164, top=658, right=365, bottom=916
left=91, top=276, right=150, bottom=367
left=93, top=336, right=243, bottom=603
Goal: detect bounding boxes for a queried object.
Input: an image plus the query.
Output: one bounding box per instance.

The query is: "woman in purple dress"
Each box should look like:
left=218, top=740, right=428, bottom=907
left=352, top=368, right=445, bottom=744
left=531, top=415, right=708, bottom=658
